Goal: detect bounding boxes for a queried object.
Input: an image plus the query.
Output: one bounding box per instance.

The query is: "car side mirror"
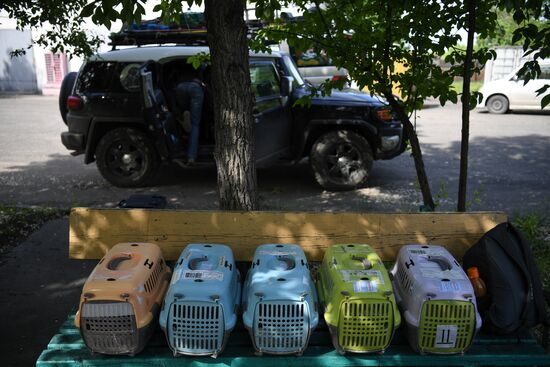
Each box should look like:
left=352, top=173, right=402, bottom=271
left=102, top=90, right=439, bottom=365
left=280, top=76, right=294, bottom=97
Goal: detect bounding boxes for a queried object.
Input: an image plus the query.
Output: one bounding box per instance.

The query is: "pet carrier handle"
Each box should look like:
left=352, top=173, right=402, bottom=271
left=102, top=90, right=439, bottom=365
left=106, top=254, right=133, bottom=270
left=188, top=256, right=208, bottom=270
left=427, top=256, right=452, bottom=271
left=351, top=255, right=372, bottom=270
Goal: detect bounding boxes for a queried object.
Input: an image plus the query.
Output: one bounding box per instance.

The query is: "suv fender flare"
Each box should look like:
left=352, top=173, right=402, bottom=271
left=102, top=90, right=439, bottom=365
left=84, top=118, right=159, bottom=164
left=297, top=119, right=378, bottom=159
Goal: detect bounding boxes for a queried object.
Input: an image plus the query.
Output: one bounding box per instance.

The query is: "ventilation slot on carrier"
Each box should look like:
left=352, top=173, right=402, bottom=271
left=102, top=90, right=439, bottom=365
left=418, top=300, right=475, bottom=352
left=168, top=302, right=224, bottom=355
left=81, top=302, right=138, bottom=354
left=144, top=259, right=163, bottom=293
left=253, top=301, right=309, bottom=353
left=397, top=265, right=413, bottom=293
left=338, top=300, right=393, bottom=352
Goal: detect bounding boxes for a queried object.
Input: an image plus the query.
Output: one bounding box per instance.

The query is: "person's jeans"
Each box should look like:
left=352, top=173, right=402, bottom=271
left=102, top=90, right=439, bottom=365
left=175, top=81, right=204, bottom=160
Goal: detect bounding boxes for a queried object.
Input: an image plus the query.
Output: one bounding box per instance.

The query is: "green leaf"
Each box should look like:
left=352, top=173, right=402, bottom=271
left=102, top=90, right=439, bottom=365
left=449, top=91, right=458, bottom=104
left=535, top=84, right=549, bottom=96
left=80, top=3, right=96, bottom=18
left=513, top=10, right=525, bottom=24
left=512, top=30, right=522, bottom=44
left=542, top=94, right=550, bottom=109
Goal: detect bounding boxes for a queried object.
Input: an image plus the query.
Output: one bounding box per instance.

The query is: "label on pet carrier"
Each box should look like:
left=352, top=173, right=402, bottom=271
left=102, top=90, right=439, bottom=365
left=352, top=280, right=378, bottom=293
left=434, top=325, right=458, bottom=348
left=258, top=250, right=297, bottom=256
left=340, top=270, right=385, bottom=284
left=440, top=280, right=462, bottom=292
left=172, top=269, right=224, bottom=283
left=418, top=258, right=466, bottom=280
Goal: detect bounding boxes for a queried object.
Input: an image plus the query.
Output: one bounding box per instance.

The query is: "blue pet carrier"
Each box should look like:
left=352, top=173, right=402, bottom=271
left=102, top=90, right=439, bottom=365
left=159, top=244, right=241, bottom=357
left=242, top=244, right=319, bottom=356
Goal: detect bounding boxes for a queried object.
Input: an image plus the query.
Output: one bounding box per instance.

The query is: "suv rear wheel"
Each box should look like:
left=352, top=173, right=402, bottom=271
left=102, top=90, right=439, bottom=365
left=95, top=128, right=159, bottom=187
left=310, top=130, right=373, bottom=191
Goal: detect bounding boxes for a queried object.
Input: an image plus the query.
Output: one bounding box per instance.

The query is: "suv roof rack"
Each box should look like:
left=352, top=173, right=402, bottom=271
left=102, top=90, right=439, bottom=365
left=109, top=12, right=266, bottom=49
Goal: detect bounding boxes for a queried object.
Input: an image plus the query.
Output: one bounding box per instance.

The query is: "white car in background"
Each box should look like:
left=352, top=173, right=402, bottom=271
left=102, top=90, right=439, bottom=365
left=478, top=60, right=550, bottom=114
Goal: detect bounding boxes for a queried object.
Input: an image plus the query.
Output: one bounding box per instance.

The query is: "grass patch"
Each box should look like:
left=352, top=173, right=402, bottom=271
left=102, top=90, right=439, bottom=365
left=451, top=80, right=483, bottom=93
left=513, top=213, right=550, bottom=289
left=0, top=206, right=67, bottom=254
left=513, top=213, right=550, bottom=349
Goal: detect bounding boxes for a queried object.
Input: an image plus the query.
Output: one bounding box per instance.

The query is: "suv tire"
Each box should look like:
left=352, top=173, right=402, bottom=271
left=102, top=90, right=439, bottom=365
left=310, top=130, right=373, bottom=191
left=95, top=128, right=159, bottom=187
left=59, top=72, right=77, bottom=125
left=486, top=95, right=509, bottom=114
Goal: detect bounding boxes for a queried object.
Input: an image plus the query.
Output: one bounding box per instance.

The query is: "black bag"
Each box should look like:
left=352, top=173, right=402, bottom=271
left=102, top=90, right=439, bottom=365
left=118, top=195, right=167, bottom=209
left=462, top=222, right=549, bottom=336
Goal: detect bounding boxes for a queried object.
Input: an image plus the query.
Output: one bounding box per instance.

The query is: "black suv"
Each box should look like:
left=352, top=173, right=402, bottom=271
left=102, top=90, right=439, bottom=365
left=60, top=46, right=405, bottom=190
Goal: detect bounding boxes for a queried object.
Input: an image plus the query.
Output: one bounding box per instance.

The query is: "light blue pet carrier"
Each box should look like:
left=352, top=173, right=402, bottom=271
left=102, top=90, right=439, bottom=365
left=160, top=244, right=241, bottom=357
left=242, top=244, right=319, bottom=356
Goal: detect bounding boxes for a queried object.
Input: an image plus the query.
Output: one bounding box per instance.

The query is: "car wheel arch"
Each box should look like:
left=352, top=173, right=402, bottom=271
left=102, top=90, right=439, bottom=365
left=301, top=120, right=377, bottom=160
left=484, top=92, right=509, bottom=105
left=84, top=120, right=152, bottom=164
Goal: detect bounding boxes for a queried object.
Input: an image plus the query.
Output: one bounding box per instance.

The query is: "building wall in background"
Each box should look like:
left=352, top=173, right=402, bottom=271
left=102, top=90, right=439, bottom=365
left=0, top=29, right=38, bottom=93
left=483, top=47, right=533, bottom=83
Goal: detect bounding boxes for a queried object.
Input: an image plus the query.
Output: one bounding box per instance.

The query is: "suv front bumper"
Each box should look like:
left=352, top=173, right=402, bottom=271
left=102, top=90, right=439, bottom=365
left=61, top=132, right=85, bottom=151
left=377, top=124, right=405, bottom=159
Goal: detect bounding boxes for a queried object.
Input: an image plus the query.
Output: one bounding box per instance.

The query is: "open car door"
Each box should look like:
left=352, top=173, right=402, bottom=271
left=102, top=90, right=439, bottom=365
left=140, top=61, right=186, bottom=159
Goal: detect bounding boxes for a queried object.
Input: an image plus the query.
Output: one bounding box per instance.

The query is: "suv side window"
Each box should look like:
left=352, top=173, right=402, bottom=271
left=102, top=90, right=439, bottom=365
left=250, top=63, right=280, bottom=99
left=540, top=66, right=550, bottom=80
left=76, top=62, right=117, bottom=93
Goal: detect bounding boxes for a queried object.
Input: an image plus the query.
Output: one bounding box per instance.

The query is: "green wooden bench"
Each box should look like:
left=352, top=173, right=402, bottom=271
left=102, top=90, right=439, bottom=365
left=37, top=313, right=550, bottom=367
left=36, top=209, right=550, bottom=366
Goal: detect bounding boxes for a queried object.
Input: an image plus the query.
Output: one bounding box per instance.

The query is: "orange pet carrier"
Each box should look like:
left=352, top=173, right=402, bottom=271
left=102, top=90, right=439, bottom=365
left=75, top=242, right=171, bottom=355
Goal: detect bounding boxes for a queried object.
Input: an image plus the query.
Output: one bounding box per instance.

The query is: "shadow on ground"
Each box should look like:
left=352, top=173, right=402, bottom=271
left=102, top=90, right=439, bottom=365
left=0, top=218, right=96, bottom=367
left=0, top=135, right=548, bottom=214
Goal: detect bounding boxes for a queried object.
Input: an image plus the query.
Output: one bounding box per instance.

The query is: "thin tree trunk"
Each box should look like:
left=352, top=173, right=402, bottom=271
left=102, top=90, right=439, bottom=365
left=458, top=0, right=477, bottom=212
left=385, top=93, right=435, bottom=211
left=205, top=0, right=258, bottom=210
left=381, top=2, right=434, bottom=211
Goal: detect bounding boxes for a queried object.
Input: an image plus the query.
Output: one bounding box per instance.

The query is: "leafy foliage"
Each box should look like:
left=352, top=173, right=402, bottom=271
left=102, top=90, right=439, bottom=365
left=2, top=0, right=102, bottom=58
left=251, top=0, right=499, bottom=112
left=477, top=9, right=546, bottom=48
left=500, top=0, right=550, bottom=108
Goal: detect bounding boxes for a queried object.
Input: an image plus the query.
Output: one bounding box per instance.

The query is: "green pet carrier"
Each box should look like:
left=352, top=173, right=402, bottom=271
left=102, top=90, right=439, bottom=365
left=317, top=244, right=400, bottom=354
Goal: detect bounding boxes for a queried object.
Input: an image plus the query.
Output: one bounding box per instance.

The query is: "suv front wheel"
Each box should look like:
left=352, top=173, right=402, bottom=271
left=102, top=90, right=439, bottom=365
left=95, top=128, right=159, bottom=187
left=310, top=130, right=373, bottom=191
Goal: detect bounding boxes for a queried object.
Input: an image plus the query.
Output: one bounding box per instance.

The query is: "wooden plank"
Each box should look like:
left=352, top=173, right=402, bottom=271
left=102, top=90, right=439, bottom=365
left=69, top=208, right=507, bottom=261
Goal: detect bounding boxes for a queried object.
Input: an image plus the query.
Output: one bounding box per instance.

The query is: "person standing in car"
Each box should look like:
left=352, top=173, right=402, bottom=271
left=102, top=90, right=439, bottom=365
left=175, top=63, right=206, bottom=165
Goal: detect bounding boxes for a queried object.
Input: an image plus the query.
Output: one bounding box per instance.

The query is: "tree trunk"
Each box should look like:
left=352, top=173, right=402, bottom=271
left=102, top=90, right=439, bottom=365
left=384, top=93, right=435, bottom=211
left=205, top=0, right=258, bottom=210
left=457, top=0, right=477, bottom=212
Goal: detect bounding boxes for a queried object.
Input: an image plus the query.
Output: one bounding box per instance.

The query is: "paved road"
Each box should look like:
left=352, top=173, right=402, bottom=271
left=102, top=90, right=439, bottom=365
left=0, top=95, right=549, bottom=215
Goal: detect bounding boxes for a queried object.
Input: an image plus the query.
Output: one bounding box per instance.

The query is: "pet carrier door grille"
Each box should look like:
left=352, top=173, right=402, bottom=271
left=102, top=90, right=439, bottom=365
left=338, top=299, right=394, bottom=352
left=253, top=301, right=310, bottom=353
left=80, top=301, right=138, bottom=354
left=418, top=300, right=475, bottom=353
left=167, top=301, right=225, bottom=355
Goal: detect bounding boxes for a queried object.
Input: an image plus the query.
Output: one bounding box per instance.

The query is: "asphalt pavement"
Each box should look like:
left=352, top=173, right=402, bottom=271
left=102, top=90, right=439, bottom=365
left=0, top=95, right=549, bottom=366
left=0, top=95, right=549, bottom=214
